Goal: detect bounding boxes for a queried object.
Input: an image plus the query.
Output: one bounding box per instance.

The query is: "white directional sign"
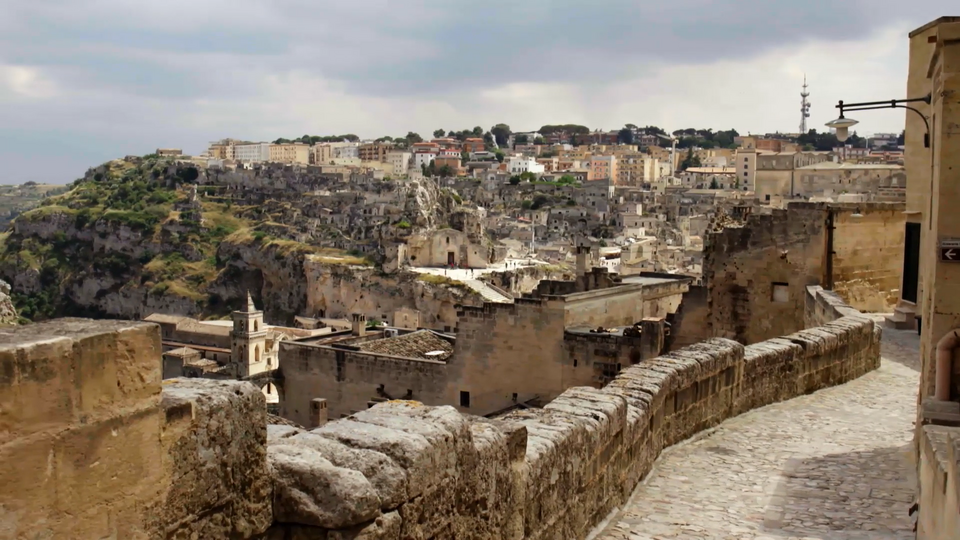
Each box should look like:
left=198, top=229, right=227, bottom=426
left=940, top=238, right=960, bottom=262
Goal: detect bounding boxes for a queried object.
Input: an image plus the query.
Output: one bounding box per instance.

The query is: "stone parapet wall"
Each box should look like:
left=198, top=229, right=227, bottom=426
left=917, top=425, right=960, bottom=539
left=0, top=288, right=880, bottom=538
left=263, top=292, right=881, bottom=538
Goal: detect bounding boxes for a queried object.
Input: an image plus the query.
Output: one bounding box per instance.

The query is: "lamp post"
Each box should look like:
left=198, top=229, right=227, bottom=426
left=825, top=94, right=932, bottom=148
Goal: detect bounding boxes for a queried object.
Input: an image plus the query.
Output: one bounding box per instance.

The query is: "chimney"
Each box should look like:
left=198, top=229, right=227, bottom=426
left=351, top=313, right=367, bottom=336
left=575, top=246, right=590, bottom=277
left=310, top=398, right=328, bottom=428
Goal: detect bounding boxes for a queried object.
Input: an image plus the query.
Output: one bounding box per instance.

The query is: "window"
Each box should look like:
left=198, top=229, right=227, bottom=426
left=460, top=391, right=471, bottom=408
left=446, top=237, right=450, bottom=244
left=512, top=393, right=518, bottom=402
left=772, top=282, right=790, bottom=303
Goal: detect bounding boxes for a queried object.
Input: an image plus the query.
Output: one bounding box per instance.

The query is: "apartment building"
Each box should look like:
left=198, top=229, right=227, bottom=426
left=462, top=138, right=485, bottom=154
left=617, top=155, right=659, bottom=186
left=269, top=143, right=310, bottom=164
left=590, top=155, right=618, bottom=182
left=359, top=141, right=394, bottom=162
left=386, top=151, right=412, bottom=177
left=412, top=142, right=440, bottom=169
left=208, top=139, right=240, bottom=160
left=234, top=142, right=271, bottom=163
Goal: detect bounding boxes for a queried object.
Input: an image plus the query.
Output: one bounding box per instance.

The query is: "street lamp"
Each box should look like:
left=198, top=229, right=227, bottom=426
left=826, top=94, right=932, bottom=148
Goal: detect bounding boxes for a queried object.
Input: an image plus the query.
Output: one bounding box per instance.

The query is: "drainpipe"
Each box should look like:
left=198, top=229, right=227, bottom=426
left=934, top=329, right=960, bottom=401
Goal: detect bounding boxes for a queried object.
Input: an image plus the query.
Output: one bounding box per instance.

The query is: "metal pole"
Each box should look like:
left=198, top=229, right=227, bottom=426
left=825, top=207, right=835, bottom=290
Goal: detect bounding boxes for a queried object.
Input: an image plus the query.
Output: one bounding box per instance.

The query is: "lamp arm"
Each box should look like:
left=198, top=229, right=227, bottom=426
left=838, top=103, right=930, bottom=146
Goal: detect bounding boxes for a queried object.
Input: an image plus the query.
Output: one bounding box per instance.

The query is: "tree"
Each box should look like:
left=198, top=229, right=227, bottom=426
left=375, top=136, right=393, bottom=143
left=491, top=124, right=512, bottom=147
left=679, top=148, right=701, bottom=171
left=509, top=175, right=521, bottom=185
left=472, top=126, right=483, bottom=136
left=406, top=132, right=423, bottom=144
left=557, top=174, right=577, bottom=185
left=617, top=127, right=634, bottom=145
left=515, top=134, right=529, bottom=145
left=519, top=171, right=537, bottom=182
left=494, top=150, right=505, bottom=163
left=433, top=129, right=446, bottom=138
left=897, top=130, right=905, bottom=145
left=709, top=179, right=719, bottom=189
left=438, top=164, right=454, bottom=177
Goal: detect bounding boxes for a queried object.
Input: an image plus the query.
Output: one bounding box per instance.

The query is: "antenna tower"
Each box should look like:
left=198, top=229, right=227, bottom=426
left=799, top=75, right=811, bottom=134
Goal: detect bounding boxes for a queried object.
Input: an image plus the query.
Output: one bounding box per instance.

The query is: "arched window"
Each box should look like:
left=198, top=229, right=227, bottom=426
left=255, top=345, right=261, bottom=363
left=254, top=320, right=259, bottom=332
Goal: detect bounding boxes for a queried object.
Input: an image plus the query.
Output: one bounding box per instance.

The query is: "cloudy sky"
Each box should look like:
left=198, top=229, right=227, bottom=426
left=0, top=1, right=954, bottom=184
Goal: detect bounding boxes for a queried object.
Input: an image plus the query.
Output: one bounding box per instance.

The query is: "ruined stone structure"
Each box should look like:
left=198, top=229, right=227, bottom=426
left=0, top=284, right=880, bottom=538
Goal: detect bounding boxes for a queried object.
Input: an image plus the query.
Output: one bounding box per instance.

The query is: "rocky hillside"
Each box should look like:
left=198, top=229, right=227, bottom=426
left=0, top=156, right=488, bottom=324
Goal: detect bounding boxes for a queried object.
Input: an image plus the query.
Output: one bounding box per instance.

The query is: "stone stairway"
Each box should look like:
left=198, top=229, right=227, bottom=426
left=884, top=303, right=917, bottom=331
left=462, top=279, right=512, bottom=303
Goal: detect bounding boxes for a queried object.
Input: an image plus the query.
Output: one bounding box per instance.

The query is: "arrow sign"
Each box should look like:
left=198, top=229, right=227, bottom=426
left=940, top=238, right=960, bottom=262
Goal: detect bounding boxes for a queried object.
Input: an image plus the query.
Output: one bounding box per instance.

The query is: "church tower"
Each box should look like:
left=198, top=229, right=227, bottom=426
left=231, top=291, right=268, bottom=378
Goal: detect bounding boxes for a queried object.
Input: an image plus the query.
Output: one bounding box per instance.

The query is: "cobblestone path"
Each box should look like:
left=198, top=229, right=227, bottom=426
left=591, top=322, right=919, bottom=540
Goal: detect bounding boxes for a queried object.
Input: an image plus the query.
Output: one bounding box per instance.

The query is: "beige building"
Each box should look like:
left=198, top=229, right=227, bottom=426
left=752, top=151, right=833, bottom=201
left=590, top=155, right=618, bottom=182
left=617, top=154, right=660, bottom=185
left=386, top=151, right=412, bottom=177
left=269, top=143, right=310, bottom=164
left=359, top=141, right=394, bottom=162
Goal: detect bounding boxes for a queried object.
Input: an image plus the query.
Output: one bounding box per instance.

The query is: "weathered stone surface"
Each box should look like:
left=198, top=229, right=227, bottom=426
left=269, top=424, right=305, bottom=443
left=284, top=432, right=408, bottom=510
left=152, top=377, right=273, bottom=539
left=260, top=511, right=401, bottom=540
left=270, top=444, right=382, bottom=529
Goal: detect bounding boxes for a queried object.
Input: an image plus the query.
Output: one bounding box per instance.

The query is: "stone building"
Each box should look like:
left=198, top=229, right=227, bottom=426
left=279, top=265, right=690, bottom=423
left=146, top=293, right=314, bottom=380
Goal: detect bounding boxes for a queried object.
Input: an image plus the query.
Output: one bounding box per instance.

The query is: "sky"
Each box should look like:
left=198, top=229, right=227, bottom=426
left=0, top=1, right=955, bottom=184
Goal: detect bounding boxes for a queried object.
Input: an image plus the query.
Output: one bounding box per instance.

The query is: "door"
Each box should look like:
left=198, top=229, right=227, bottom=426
left=902, top=222, right=920, bottom=303
left=447, top=252, right=455, bottom=266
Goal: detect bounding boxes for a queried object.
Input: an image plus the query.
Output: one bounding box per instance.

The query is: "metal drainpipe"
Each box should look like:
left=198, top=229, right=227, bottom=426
left=824, top=207, right=835, bottom=290
left=934, top=329, right=960, bottom=401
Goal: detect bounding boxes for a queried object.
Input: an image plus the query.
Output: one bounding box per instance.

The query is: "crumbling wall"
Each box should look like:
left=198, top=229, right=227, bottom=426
left=263, top=285, right=880, bottom=538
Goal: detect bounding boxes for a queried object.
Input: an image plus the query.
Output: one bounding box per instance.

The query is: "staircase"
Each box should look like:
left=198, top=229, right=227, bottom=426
left=885, top=302, right=917, bottom=331
left=463, top=279, right=512, bottom=303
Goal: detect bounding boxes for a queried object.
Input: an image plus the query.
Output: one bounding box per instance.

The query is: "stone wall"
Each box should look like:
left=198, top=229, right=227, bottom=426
left=917, top=425, right=960, bottom=539
left=705, top=201, right=904, bottom=344
left=1, top=287, right=880, bottom=539
left=262, top=286, right=881, bottom=538
left=0, top=319, right=271, bottom=539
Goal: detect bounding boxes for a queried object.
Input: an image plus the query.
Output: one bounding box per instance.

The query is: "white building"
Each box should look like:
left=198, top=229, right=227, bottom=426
left=386, top=151, right=412, bottom=177
left=507, top=156, right=545, bottom=175
left=334, top=143, right=360, bottom=160
left=234, top=142, right=271, bottom=163
left=414, top=151, right=437, bottom=169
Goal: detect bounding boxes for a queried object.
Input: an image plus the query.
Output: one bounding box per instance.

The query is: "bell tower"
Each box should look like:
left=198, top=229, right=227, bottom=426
left=231, top=291, right=268, bottom=377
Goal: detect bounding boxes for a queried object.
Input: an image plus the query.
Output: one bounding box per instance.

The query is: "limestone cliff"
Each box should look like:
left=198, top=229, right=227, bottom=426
left=0, top=156, right=482, bottom=324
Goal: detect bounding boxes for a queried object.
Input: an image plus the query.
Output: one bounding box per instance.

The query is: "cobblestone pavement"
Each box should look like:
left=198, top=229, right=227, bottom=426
left=591, top=320, right=920, bottom=540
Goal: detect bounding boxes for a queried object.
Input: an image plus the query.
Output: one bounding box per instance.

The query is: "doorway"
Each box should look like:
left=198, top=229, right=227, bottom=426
left=902, top=222, right=920, bottom=303
left=447, top=252, right=455, bottom=266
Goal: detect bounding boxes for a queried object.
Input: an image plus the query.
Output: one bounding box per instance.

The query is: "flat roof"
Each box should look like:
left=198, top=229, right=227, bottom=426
left=621, top=275, right=681, bottom=286
left=797, top=162, right=903, bottom=170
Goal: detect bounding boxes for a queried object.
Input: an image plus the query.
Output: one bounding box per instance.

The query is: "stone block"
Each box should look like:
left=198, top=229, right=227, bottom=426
left=285, top=432, right=408, bottom=510
left=269, top=443, right=382, bottom=529
left=0, top=319, right=162, bottom=443
left=153, top=378, right=272, bottom=539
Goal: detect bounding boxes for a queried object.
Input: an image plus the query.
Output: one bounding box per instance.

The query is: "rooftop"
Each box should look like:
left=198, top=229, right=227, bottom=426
left=356, top=329, right=454, bottom=361
left=797, top=162, right=904, bottom=170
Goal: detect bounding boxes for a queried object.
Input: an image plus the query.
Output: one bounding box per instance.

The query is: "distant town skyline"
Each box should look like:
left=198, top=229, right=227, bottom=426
left=0, top=1, right=954, bottom=183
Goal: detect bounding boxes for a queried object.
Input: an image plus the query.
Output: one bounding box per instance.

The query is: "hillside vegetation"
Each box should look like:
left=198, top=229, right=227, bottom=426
left=0, top=157, right=369, bottom=322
